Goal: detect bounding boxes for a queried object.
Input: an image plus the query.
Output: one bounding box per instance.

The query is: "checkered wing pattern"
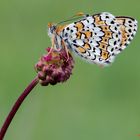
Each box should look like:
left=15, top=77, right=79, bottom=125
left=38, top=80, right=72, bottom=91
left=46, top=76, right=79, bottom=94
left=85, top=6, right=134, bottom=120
left=61, top=12, right=138, bottom=66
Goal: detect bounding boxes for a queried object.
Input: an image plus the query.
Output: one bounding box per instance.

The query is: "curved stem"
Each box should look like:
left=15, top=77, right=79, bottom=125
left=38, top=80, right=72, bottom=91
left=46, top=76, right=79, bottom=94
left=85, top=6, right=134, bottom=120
left=0, top=77, right=39, bottom=140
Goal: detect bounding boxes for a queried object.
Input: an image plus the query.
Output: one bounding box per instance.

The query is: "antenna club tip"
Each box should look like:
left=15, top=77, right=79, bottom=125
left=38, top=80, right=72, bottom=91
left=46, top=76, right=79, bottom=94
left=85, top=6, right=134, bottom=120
left=76, top=12, right=85, bottom=16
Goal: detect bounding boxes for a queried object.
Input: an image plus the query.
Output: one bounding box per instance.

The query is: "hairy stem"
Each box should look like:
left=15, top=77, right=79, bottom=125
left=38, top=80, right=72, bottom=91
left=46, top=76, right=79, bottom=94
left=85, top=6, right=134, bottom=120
left=0, top=77, right=39, bottom=140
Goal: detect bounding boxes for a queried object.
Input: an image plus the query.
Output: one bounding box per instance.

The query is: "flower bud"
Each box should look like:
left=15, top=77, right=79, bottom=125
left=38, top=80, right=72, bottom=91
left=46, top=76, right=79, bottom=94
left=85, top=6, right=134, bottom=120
left=35, top=48, right=74, bottom=86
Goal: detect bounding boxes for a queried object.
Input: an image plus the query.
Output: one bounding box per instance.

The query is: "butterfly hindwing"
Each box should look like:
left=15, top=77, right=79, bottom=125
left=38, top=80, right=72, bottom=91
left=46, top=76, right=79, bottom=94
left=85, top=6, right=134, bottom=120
left=60, top=12, right=138, bottom=66
left=115, top=16, right=138, bottom=51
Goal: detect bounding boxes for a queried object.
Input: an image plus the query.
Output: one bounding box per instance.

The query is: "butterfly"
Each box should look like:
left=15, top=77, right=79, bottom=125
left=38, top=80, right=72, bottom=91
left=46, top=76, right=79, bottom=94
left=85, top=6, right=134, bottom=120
left=48, top=12, right=138, bottom=66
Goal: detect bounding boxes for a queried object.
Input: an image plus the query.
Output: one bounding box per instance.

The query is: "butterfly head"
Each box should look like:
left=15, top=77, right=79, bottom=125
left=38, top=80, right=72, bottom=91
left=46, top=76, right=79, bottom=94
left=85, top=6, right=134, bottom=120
left=48, top=22, right=57, bottom=37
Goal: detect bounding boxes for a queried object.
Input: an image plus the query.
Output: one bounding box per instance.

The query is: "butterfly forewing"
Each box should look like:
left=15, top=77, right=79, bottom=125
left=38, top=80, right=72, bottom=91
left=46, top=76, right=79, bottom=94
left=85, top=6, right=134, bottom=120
left=60, top=12, right=138, bottom=66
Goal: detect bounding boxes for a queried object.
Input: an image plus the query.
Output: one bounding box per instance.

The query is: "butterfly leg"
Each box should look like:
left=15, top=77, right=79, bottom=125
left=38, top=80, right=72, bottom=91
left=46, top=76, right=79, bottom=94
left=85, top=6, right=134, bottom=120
left=61, top=40, right=70, bottom=61
left=47, top=35, right=55, bottom=55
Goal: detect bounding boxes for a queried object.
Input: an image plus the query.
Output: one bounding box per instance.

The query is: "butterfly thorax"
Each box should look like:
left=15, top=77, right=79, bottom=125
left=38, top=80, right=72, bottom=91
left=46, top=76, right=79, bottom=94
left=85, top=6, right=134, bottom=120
left=48, top=23, right=68, bottom=50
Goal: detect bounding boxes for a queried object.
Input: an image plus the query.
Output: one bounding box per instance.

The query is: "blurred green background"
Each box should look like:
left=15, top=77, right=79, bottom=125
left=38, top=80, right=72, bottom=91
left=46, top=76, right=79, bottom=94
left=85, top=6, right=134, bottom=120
left=0, top=0, right=140, bottom=140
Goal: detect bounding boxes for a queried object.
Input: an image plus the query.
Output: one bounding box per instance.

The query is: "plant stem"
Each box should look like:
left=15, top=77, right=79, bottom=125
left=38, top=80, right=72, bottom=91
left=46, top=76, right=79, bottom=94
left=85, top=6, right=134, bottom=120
left=0, top=77, right=39, bottom=140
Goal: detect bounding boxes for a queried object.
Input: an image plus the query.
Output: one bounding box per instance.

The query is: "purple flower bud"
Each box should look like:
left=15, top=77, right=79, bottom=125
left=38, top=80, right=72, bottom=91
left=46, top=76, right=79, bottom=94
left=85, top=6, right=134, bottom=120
left=35, top=47, right=74, bottom=86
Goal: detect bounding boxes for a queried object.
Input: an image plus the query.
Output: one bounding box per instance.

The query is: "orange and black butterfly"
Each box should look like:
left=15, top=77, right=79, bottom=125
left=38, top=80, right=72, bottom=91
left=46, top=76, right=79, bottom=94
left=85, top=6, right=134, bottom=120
left=48, top=12, right=138, bottom=66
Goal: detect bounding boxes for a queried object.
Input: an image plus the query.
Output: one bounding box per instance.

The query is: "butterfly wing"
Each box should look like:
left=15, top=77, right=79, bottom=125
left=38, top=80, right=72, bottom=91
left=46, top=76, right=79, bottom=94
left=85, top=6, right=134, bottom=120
left=115, top=16, right=138, bottom=51
left=61, top=12, right=138, bottom=66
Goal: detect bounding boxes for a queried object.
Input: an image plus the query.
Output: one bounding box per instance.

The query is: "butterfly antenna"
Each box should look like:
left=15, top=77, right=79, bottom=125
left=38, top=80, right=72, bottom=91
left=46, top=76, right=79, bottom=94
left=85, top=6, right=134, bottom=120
left=57, top=12, right=85, bottom=25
